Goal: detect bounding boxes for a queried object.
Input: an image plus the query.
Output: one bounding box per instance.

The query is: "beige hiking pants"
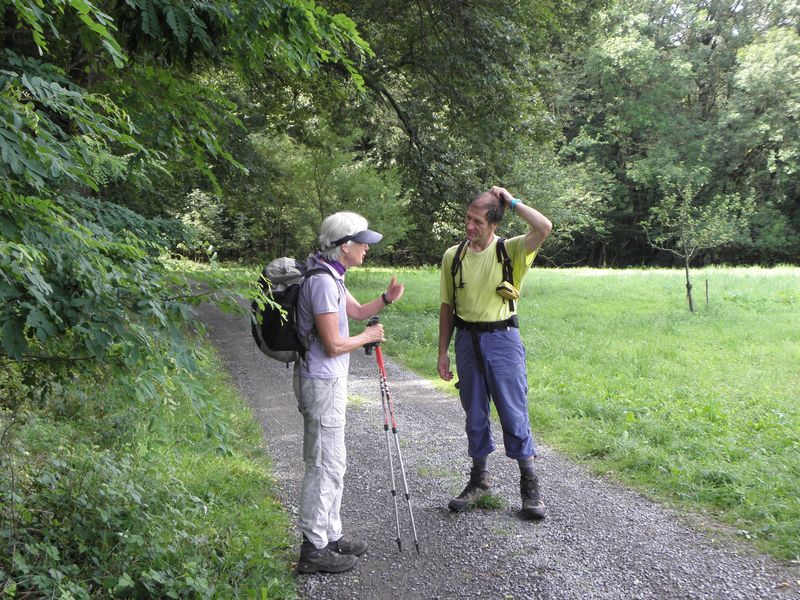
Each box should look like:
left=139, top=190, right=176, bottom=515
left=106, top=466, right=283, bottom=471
left=293, top=369, right=348, bottom=549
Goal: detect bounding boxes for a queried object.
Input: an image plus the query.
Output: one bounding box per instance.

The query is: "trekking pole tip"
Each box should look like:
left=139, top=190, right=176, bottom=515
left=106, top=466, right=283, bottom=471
left=415, top=542, right=420, bottom=555
left=396, top=538, right=402, bottom=552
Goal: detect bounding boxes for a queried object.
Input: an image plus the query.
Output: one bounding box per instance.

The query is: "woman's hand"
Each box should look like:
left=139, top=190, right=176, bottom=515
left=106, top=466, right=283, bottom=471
left=384, top=276, right=405, bottom=304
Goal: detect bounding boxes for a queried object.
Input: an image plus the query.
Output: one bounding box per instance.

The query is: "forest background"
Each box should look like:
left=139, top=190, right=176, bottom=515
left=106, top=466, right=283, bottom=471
left=1, top=0, right=798, bottom=597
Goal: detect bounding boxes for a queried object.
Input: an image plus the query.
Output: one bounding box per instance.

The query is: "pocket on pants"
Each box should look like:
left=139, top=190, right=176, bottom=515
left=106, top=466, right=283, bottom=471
left=318, top=414, right=346, bottom=473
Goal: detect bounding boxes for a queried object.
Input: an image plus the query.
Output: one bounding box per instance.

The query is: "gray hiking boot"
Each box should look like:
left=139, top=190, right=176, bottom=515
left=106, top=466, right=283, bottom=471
left=297, top=542, right=357, bottom=574
left=328, top=537, right=368, bottom=557
left=520, top=474, right=546, bottom=520
left=448, top=467, right=491, bottom=512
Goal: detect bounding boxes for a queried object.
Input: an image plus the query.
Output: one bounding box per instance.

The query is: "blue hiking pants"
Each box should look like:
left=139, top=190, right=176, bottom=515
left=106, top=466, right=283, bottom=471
left=454, top=326, right=536, bottom=460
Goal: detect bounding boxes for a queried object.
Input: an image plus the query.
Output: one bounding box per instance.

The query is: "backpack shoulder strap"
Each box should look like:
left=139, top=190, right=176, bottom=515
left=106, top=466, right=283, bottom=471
left=496, top=237, right=507, bottom=257
left=450, top=239, right=470, bottom=279
left=296, top=266, right=339, bottom=355
left=450, top=240, right=469, bottom=317
left=304, top=266, right=333, bottom=279
left=301, top=266, right=340, bottom=302
left=496, top=237, right=512, bottom=282
left=496, top=237, right=516, bottom=311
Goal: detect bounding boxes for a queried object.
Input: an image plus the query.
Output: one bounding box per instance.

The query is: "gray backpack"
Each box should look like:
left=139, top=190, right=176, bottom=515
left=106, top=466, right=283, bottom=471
left=250, top=257, right=333, bottom=364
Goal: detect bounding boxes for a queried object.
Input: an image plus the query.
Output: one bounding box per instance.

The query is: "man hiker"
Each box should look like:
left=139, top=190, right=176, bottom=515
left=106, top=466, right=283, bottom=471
left=294, top=211, right=405, bottom=574
left=437, top=186, right=552, bottom=520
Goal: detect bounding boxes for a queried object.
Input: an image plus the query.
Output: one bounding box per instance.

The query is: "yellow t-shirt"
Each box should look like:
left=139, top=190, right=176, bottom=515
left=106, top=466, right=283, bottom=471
left=439, top=235, right=536, bottom=322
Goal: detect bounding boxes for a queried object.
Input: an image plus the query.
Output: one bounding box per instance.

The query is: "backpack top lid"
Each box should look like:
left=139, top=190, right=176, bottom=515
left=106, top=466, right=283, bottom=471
left=260, top=257, right=306, bottom=294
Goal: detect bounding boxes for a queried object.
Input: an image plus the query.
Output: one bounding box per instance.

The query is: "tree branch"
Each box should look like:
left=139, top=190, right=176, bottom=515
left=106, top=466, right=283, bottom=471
left=0, top=354, right=93, bottom=365
left=643, top=226, right=685, bottom=259
left=362, top=72, right=423, bottom=153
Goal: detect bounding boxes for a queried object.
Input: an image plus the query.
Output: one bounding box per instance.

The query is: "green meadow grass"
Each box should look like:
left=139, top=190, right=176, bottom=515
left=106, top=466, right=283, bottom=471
left=345, top=265, right=800, bottom=561
left=156, top=345, right=299, bottom=598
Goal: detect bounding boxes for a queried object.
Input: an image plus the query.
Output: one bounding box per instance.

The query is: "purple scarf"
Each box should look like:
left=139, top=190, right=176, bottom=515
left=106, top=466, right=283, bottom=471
left=315, top=252, right=346, bottom=276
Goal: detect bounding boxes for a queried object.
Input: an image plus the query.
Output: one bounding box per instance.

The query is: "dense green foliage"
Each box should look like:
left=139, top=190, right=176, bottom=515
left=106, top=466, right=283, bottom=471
left=343, top=265, right=800, bottom=561
left=269, top=0, right=613, bottom=262
left=552, top=0, right=800, bottom=266
left=172, top=0, right=799, bottom=267
left=314, top=0, right=608, bottom=260
left=1, top=340, right=296, bottom=598
left=0, top=0, right=371, bottom=382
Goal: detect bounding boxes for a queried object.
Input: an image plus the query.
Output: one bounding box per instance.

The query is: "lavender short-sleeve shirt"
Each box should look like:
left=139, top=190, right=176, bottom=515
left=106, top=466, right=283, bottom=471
left=296, top=256, right=349, bottom=379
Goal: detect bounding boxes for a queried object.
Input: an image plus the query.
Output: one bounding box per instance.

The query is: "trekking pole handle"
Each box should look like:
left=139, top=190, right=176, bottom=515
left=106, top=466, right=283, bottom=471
left=364, top=315, right=381, bottom=355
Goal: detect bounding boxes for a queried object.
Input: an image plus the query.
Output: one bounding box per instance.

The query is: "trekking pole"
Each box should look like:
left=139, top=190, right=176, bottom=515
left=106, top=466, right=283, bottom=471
left=365, top=316, right=420, bottom=554
left=365, top=317, right=402, bottom=551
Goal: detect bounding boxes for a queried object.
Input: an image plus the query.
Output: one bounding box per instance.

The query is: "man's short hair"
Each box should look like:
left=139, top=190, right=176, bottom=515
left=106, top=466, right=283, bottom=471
left=470, top=191, right=505, bottom=225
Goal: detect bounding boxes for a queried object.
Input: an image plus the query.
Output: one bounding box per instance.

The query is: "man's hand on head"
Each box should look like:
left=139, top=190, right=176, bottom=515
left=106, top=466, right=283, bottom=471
left=490, top=186, right=513, bottom=206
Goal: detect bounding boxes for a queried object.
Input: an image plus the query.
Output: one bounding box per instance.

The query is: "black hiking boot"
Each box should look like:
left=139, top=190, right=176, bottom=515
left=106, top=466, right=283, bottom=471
left=448, top=468, right=491, bottom=512
left=328, top=537, right=368, bottom=557
left=520, top=474, right=546, bottom=520
left=297, top=539, right=357, bottom=574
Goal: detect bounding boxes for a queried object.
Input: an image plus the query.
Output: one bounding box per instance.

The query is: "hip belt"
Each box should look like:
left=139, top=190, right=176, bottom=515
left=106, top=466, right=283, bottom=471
left=454, top=315, right=518, bottom=332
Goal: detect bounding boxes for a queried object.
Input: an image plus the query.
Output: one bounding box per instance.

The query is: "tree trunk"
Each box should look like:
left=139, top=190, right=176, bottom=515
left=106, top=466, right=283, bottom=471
left=684, top=253, right=695, bottom=313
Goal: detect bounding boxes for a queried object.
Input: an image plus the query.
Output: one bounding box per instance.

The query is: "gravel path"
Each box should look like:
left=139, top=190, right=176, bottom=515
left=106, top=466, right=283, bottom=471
left=196, top=303, right=800, bottom=599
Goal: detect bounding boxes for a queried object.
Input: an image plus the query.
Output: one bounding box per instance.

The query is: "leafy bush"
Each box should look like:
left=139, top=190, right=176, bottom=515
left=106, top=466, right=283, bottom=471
left=1, top=345, right=297, bottom=599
